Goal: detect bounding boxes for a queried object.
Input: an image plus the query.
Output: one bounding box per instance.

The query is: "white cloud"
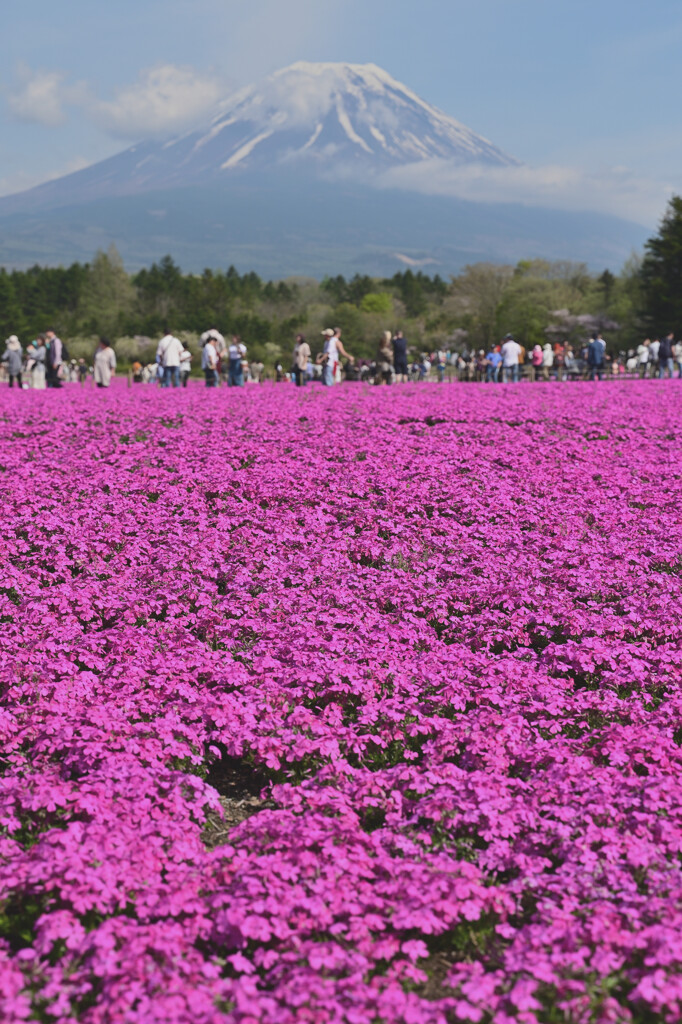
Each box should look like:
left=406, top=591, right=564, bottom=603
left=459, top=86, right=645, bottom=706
left=5, top=63, right=225, bottom=140
left=6, top=66, right=70, bottom=127
left=88, top=65, right=224, bottom=139
left=376, top=159, right=673, bottom=226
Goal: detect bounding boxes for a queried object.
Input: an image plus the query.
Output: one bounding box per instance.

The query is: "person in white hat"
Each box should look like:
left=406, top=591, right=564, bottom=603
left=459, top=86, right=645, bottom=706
left=2, top=335, right=23, bottom=389
left=318, top=327, right=352, bottom=386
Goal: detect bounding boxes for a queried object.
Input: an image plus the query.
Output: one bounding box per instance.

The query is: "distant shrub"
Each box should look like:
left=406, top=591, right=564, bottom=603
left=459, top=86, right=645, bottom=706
left=360, top=292, right=392, bottom=315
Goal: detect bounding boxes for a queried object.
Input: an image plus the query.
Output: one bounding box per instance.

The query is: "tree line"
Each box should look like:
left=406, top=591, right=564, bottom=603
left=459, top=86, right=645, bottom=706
left=2, top=196, right=682, bottom=368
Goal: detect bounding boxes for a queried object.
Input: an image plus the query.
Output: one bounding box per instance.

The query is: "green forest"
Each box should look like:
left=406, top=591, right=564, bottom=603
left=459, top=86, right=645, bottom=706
left=2, top=196, right=681, bottom=369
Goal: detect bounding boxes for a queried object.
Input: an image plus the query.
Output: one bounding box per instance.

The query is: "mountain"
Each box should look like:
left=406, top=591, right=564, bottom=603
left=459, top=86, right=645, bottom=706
left=0, top=62, right=647, bottom=274
left=0, top=62, right=516, bottom=215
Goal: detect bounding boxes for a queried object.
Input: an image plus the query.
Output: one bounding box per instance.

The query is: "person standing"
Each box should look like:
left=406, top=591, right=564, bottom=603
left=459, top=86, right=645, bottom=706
left=26, top=337, right=47, bottom=389
left=378, top=330, right=393, bottom=385
left=45, top=328, right=63, bottom=388
left=332, top=327, right=349, bottom=383
left=201, top=335, right=218, bottom=387
left=530, top=345, right=543, bottom=382
left=319, top=327, right=352, bottom=386
left=485, top=346, right=502, bottom=382
left=179, top=345, right=192, bottom=387
left=649, top=337, right=660, bottom=378
left=500, top=333, right=522, bottom=382
left=93, top=338, right=117, bottom=388
left=201, top=329, right=226, bottom=383
left=563, top=345, right=576, bottom=380
left=156, top=329, right=184, bottom=388
left=542, top=343, right=554, bottom=381
left=637, top=339, right=650, bottom=378
left=292, top=334, right=311, bottom=387
left=658, top=332, right=675, bottom=378
left=587, top=332, right=606, bottom=381
left=392, top=330, right=408, bottom=383
left=228, top=336, right=247, bottom=387
left=2, top=336, right=23, bottom=389
left=200, top=329, right=225, bottom=354
left=674, top=338, right=682, bottom=379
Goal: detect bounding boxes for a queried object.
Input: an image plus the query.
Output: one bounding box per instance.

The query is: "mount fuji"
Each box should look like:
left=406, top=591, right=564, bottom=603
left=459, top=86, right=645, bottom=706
left=0, top=62, right=646, bottom=275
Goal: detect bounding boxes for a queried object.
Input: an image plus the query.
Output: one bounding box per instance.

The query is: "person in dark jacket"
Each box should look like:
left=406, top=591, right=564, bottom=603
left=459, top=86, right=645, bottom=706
left=658, top=333, right=675, bottom=378
left=392, top=330, right=409, bottom=383
left=587, top=332, right=606, bottom=381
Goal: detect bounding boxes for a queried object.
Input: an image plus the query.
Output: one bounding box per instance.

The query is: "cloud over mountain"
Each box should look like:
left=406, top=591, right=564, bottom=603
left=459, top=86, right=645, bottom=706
left=7, top=66, right=75, bottom=127
left=378, top=159, right=671, bottom=226
left=5, top=62, right=227, bottom=139
left=90, top=65, right=226, bottom=140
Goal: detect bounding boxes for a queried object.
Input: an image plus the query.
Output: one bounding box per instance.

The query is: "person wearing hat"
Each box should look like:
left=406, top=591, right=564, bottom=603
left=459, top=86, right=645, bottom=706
left=318, top=327, right=352, bottom=386
left=2, top=335, right=23, bottom=389
left=500, top=333, right=522, bottom=383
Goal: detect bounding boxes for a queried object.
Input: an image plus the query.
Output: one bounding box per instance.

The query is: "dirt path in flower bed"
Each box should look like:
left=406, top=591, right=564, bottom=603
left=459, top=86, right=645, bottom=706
left=202, top=757, right=274, bottom=848
left=2, top=380, right=682, bottom=1024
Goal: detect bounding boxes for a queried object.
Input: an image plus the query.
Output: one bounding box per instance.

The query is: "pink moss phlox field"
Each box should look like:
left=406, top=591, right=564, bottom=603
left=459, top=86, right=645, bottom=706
left=0, top=381, right=681, bottom=1023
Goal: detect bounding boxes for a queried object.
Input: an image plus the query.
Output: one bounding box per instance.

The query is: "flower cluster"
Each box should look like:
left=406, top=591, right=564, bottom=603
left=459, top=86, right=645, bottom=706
left=0, top=381, right=681, bottom=1023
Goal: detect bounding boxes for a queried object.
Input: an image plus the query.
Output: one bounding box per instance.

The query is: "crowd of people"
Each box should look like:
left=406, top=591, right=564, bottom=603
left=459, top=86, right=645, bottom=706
left=356, top=331, right=682, bottom=384
left=0, top=331, right=81, bottom=389
left=3, top=325, right=682, bottom=390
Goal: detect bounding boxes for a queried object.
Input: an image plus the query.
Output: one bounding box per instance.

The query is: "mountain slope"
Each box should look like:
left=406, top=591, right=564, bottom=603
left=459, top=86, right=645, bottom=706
left=0, top=176, right=648, bottom=276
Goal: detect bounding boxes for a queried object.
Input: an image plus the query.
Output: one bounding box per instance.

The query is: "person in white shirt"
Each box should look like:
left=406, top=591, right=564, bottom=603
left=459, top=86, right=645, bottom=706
left=500, top=334, right=522, bottom=383
left=318, top=327, right=353, bottom=386
left=542, top=343, right=554, bottom=381
left=93, top=337, right=117, bottom=388
left=292, top=334, right=311, bottom=387
left=156, top=330, right=184, bottom=388
left=200, top=329, right=225, bottom=353
left=637, top=340, right=650, bottom=379
left=179, top=347, right=192, bottom=388
left=228, top=336, right=247, bottom=387
left=201, top=337, right=218, bottom=387
left=200, top=329, right=226, bottom=380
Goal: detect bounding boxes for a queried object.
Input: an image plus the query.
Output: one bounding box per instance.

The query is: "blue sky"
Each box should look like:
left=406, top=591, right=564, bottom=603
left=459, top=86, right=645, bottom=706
left=2, top=0, right=681, bottom=224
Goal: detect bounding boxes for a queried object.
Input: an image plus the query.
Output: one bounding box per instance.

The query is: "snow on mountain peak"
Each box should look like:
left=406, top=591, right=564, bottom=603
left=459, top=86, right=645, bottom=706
left=187, top=61, right=517, bottom=171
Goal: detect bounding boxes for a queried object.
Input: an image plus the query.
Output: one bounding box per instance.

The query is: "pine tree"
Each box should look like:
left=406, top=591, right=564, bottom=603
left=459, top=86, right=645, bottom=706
left=78, top=245, right=136, bottom=336
left=640, top=195, right=682, bottom=333
left=0, top=270, right=27, bottom=340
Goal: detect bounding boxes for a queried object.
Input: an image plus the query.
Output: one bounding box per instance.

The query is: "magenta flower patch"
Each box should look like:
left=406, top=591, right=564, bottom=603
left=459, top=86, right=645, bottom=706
left=0, top=380, right=681, bottom=1023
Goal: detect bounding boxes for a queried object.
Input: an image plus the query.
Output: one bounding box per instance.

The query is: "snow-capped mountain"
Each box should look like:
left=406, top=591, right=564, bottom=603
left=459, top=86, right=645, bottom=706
left=194, top=61, right=516, bottom=171
left=0, top=62, right=516, bottom=213
left=0, top=62, right=646, bottom=274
